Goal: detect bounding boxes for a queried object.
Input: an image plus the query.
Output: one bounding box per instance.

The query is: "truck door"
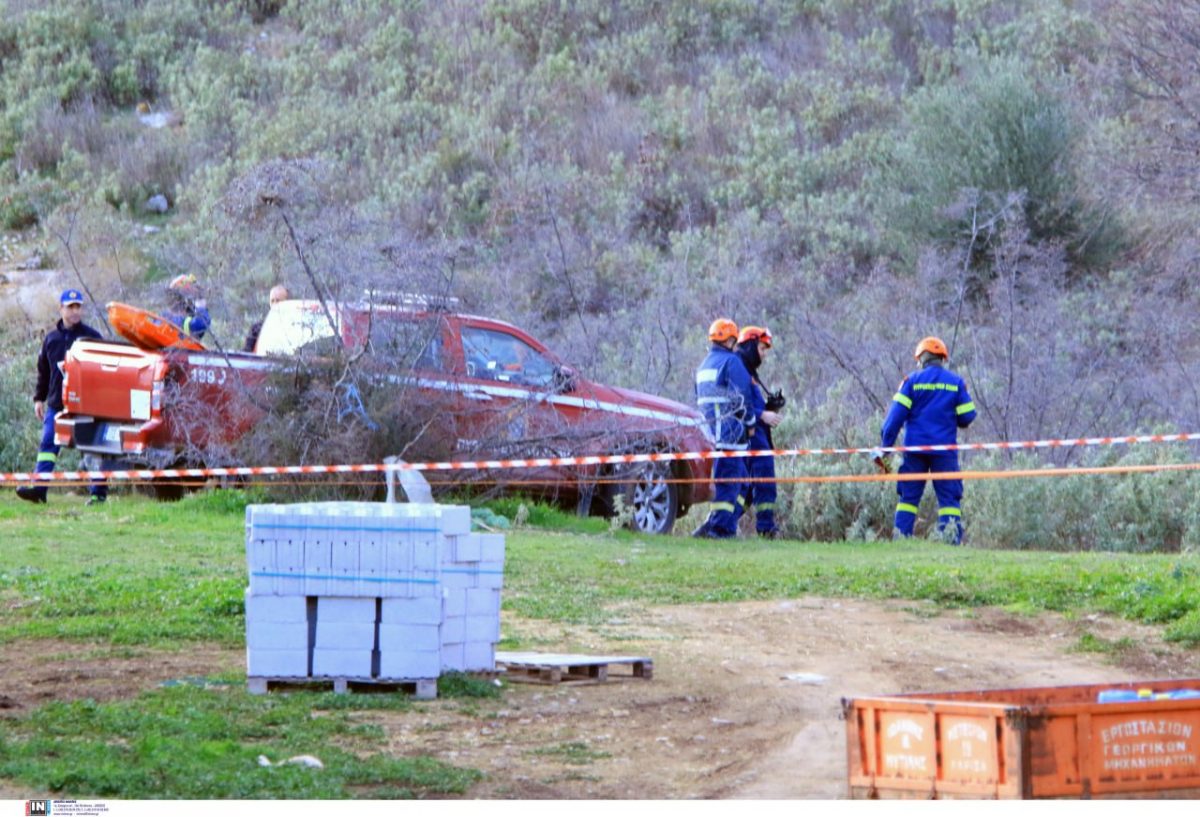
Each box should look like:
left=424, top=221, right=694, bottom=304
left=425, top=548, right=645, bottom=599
left=455, top=324, right=583, bottom=497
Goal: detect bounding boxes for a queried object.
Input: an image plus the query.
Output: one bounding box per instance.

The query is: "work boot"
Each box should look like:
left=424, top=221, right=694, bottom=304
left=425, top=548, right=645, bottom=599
left=691, top=521, right=713, bottom=538
left=16, top=486, right=47, bottom=504
left=757, top=528, right=781, bottom=540
left=86, top=495, right=106, bottom=507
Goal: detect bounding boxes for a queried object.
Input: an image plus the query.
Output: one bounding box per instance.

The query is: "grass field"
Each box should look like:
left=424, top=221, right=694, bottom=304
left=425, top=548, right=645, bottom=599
left=0, top=488, right=1198, bottom=797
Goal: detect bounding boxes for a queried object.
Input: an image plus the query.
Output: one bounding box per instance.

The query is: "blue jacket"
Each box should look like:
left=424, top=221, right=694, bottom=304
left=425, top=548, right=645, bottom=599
left=881, top=362, right=976, bottom=448
left=35, top=319, right=103, bottom=411
left=736, top=339, right=770, bottom=445
left=165, top=304, right=210, bottom=339
left=696, top=343, right=758, bottom=450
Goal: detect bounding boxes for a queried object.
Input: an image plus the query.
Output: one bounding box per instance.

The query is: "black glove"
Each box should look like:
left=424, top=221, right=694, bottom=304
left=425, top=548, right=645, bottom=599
left=765, top=390, right=786, bottom=412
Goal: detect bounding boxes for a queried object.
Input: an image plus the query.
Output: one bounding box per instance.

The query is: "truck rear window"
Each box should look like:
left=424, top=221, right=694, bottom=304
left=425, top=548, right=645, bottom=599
left=256, top=300, right=443, bottom=371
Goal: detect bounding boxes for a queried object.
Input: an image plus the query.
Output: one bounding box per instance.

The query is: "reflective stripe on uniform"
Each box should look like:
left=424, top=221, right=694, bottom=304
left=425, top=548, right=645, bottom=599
left=183, top=317, right=194, bottom=335
left=37, top=452, right=58, bottom=463
left=696, top=368, right=719, bottom=384
left=754, top=502, right=775, bottom=512
left=697, top=397, right=728, bottom=404
left=736, top=495, right=746, bottom=507
left=913, top=383, right=959, bottom=392
left=896, top=503, right=919, bottom=515
left=956, top=401, right=975, bottom=415
left=938, top=507, right=962, bottom=517
left=710, top=501, right=736, bottom=513
left=893, top=393, right=912, bottom=409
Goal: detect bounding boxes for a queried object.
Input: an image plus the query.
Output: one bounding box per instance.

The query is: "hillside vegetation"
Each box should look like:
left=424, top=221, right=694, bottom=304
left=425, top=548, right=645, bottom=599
left=2, top=0, right=1199, bottom=547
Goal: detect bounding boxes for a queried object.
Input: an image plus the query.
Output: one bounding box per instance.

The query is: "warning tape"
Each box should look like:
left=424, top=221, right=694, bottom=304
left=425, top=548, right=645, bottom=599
left=3, top=431, right=1200, bottom=487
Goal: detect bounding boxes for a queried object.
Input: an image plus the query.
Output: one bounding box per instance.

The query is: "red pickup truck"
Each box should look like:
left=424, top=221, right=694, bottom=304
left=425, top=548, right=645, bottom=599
left=54, top=297, right=712, bottom=534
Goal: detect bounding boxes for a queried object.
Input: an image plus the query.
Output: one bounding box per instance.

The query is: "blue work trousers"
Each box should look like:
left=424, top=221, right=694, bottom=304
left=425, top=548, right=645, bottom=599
left=739, top=434, right=778, bottom=533
left=701, top=456, right=748, bottom=537
left=30, top=410, right=107, bottom=501
left=894, top=451, right=962, bottom=544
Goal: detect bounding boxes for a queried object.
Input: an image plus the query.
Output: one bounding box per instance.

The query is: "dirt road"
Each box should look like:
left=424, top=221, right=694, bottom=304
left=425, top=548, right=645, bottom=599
left=3, top=597, right=1197, bottom=799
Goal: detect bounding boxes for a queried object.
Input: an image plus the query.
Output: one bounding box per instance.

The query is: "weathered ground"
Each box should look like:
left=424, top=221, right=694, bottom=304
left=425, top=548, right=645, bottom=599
left=3, top=597, right=1198, bottom=799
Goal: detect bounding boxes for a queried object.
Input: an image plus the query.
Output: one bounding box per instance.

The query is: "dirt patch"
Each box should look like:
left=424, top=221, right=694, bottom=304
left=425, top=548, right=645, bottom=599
left=1, top=598, right=1198, bottom=799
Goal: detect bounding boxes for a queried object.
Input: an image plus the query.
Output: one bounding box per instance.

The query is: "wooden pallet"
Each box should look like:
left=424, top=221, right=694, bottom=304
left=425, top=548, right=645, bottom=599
left=494, top=652, right=653, bottom=685
left=247, top=676, right=437, bottom=699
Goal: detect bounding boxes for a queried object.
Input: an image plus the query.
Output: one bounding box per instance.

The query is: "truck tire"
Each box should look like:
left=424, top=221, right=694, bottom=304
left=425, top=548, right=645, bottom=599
left=622, top=460, right=679, bottom=535
left=146, top=462, right=206, bottom=501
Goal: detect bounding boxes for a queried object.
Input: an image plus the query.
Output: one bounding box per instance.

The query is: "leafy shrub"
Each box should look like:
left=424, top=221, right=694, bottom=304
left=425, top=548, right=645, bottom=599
left=0, top=192, right=38, bottom=230
left=881, top=55, right=1119, bottom=271
left=0, top=348, right=42, bottom=474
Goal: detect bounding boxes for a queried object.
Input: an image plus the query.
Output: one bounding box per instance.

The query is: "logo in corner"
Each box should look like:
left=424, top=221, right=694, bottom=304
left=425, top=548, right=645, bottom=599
left=25, top=802, right=51, bottom=817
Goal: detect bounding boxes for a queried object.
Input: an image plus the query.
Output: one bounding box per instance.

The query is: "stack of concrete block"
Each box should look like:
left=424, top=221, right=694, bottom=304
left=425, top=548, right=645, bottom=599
left=439, top=532, right=506, bottom=672
left=244, top=501, right=504, bottom=684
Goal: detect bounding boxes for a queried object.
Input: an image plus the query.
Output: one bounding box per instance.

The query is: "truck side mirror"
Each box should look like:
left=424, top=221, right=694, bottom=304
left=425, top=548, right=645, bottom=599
left=553, top=365, right=577, bottom=394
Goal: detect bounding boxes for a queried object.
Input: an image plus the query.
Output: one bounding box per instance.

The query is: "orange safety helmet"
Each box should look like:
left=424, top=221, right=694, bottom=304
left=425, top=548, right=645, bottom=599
left=738, top=326, right=773, bottom=348
left=169, top=273, right=198, bottom=292
left=708, top=318, right=738, bottom=343
left=914, top=336, right=949, bottom=361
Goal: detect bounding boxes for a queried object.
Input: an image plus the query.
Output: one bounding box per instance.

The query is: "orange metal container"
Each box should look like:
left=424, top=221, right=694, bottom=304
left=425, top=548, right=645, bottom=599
left=844, top=678, right=1200, bottom=799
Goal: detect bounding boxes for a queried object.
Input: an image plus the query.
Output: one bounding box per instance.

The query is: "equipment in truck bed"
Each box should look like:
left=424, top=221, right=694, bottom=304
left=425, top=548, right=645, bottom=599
left=108, top=301, right=204, bottom=351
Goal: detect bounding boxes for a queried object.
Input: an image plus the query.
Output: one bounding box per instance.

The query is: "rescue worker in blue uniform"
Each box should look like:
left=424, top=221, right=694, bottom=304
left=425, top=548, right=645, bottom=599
left=693, top=318, right=759, bottom=538
left=16, top=289, right=107, bottom=505
left=164, top=273, right=210, bottom=339
left=734, top=326, right=784, bottom=538
left=878, top=336, right=976, bottom=544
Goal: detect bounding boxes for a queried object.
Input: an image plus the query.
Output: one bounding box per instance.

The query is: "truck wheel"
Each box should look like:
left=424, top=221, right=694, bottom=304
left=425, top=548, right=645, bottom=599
left=149, top=479, right=188, bottom=501
left=146, top=463, right=206, bottom=502
left=623, top=461, right=679, bottom=535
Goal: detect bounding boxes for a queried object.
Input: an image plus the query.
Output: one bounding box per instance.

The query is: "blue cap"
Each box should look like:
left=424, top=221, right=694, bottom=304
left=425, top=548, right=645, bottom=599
left=60, top=289, right=84, bottom=305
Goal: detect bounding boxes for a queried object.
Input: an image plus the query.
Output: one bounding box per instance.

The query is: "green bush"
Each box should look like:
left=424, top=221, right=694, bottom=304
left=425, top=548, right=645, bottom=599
left=881, top=55, right=1119, bottom=270
left=0, top=348, right=43, bottom=474
left=0, top=192, right=38, bottom=230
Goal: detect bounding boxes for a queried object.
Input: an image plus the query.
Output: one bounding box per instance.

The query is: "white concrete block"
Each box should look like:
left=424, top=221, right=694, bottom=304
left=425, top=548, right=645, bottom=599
left=465, top=614, right=500, bottom=643
left=413, top=534, right=439, bottom=571
left=442, top=588, right=467, bottom=618
left=465, top=588, right=500, bottom=617
left=312, top=648, right=372, bottom=678
left=479, top=533, right=506, bottom=563
left=246, top=648, right=309, bottom=678
left=244, top=590, right=308, bottom=623
left=315, top=621, right=376, bottom=649
left=317, top=596, right=377, bottom=622
left=273, top=538, right=305, bottom=595
left=359, top=534, right=384, bottom=597
left=384, top=535, right=414, bottom=579
left=462, top=641, right=495, bottom=671
left=441, top=615, right=465, bottom=644
left=378, top=623, right=440, bottom=653
left=449, top=533, right=482, bottom=563
left=246, top=620, right=310, bottom=651
left=303, top=536, right=331, bottom=597
left=381, top=597, right=442, bottom=625
left=440, top=641, right=465, bottom=672
left=330, top=535, right=358, bottom=593
left=438, top=505, right=472, bottom=536
left=246, top=534, right=276, bottom=592
left=379, top=650, right=440, bottom=680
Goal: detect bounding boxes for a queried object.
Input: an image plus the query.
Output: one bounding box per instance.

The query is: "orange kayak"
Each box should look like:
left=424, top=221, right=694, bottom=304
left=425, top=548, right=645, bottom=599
left=107, top=301, right=205, bottom=351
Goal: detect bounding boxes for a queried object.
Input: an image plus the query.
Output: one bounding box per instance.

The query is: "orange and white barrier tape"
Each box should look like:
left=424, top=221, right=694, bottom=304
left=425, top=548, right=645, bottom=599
left=3, top=431, right=1200, bottom=487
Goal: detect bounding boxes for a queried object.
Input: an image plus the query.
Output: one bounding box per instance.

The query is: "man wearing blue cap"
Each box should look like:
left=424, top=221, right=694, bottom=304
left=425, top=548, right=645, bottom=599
left=16, top=289, right=107, bottom=505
